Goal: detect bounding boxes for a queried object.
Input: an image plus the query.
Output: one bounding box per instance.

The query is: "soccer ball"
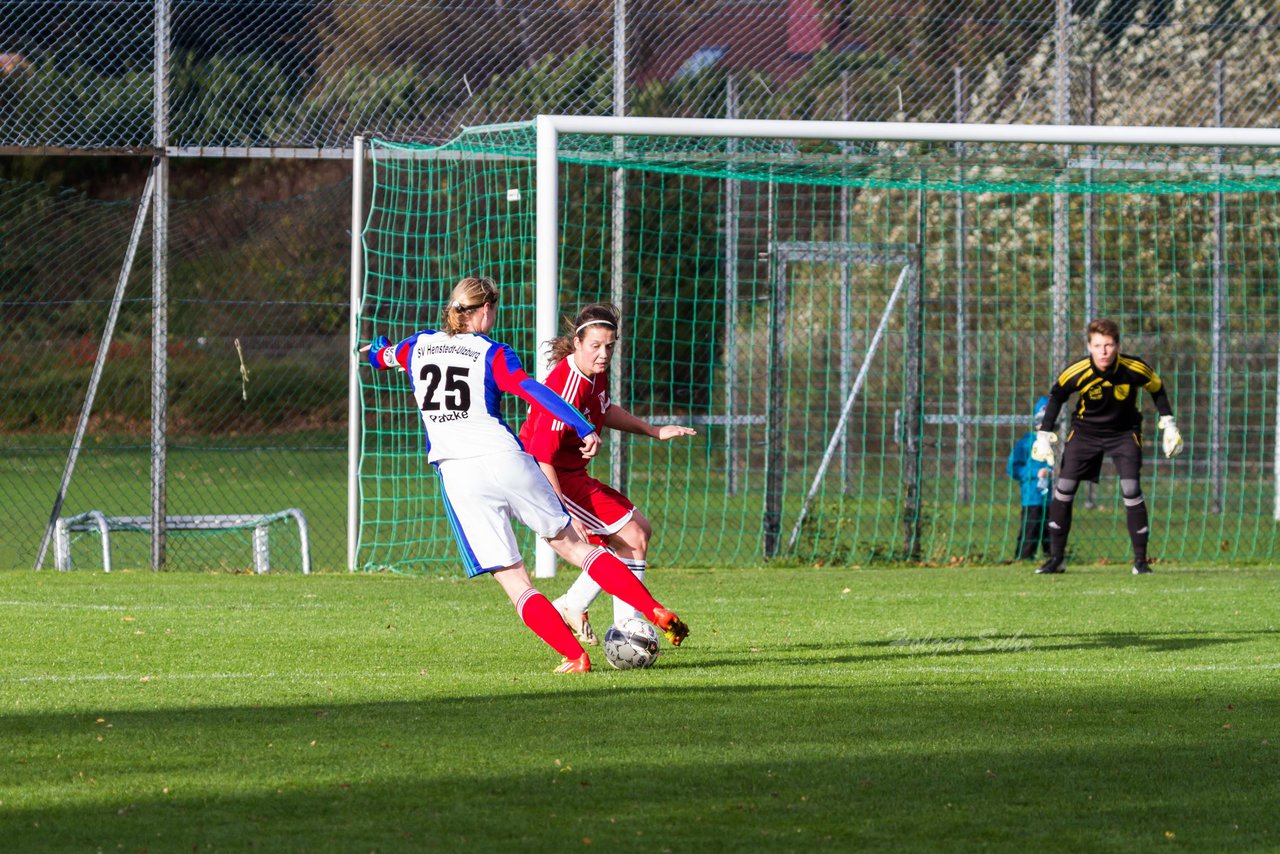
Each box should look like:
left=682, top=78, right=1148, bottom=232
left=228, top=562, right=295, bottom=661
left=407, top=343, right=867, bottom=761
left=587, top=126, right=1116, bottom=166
left=602, top=618, right=661, bottom=670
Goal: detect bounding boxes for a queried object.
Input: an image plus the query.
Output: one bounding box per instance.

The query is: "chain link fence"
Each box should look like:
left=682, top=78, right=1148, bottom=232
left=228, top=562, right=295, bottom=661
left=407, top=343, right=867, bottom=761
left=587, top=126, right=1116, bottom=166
left=1, top=167, right=350, bottom=571
left=3, top=0, right=1278, bottom=569
left=1, top=1, right=1276, bottom=151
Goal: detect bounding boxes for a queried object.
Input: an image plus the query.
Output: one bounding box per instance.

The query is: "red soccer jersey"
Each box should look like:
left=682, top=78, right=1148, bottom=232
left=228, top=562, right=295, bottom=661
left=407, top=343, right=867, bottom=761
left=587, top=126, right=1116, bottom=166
left=519, top=357, right=610, bottom=472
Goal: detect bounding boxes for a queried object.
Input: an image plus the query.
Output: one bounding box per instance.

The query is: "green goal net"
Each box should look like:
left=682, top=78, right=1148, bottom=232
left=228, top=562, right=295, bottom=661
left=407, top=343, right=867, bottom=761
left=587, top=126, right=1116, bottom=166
left=358, top=123, right=1280, bottom=572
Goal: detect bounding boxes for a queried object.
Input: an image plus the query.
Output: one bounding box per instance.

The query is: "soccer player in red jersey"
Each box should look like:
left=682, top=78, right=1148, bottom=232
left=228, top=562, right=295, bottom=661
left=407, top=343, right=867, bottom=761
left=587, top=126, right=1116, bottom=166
left=364, top=278, right=688, bottom=673
left=518, top=303, right=696, bottom=644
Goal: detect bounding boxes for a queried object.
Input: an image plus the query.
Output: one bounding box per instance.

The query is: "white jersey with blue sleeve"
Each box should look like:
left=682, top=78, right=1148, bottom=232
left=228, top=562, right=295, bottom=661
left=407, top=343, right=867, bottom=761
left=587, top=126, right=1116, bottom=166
left=369, top=329, right=595, bottom=464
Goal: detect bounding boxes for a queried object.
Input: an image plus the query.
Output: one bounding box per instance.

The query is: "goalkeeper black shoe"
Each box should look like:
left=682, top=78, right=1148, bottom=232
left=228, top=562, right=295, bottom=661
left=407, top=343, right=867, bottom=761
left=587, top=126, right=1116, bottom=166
left=1035, top=555, right=1066, bottom=574
left=1132, top=560, right=1153, bottom=575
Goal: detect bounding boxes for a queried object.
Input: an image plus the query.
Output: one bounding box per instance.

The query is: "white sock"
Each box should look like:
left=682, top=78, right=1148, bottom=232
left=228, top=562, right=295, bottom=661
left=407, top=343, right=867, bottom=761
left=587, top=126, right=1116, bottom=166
left=558, top=568, right=602, bottom=614
left=613, top=560, right=646, bottom=626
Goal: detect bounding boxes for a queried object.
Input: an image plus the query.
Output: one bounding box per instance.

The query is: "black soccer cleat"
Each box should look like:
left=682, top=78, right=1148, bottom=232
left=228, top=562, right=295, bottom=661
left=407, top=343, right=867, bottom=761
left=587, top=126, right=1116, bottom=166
left=1132, top=560, right=1153, bottom=575
left=1035, top=555, right=1066, bottom=574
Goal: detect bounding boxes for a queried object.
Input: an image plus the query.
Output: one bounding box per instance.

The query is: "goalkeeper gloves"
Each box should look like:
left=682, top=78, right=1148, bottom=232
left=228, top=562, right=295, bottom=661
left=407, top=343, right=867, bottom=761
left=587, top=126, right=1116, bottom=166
left=367, top=335, right=391, bottom=369
left=1030, top=430, right=1058, bottom=467
left=1158, top=415, right=1183, bottom=458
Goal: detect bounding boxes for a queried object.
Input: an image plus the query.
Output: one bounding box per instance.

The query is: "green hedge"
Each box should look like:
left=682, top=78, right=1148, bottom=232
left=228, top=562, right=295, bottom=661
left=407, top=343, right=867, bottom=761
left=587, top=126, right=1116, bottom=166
left=0, top=345, right=343, bottom=435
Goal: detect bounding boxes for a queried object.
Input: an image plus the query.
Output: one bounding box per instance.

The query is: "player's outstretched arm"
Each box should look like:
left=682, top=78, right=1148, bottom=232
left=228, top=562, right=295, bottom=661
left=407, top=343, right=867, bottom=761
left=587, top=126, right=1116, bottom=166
left=602, top=404, right=697, bottom=441
left=489, top=345, right=596, bottom=441
left=363, top=335, right=410, bottom=372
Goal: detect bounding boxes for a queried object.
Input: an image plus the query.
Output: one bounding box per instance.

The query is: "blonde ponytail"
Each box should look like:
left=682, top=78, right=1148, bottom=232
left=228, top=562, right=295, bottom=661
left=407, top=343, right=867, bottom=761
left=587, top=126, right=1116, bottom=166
left=441, top=276, right=500, bottom=335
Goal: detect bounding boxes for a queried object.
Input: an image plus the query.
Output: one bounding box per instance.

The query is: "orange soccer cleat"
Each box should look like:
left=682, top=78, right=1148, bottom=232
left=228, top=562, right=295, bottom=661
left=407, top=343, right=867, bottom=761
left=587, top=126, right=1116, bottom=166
left=553, top=652, right=592, bottom=674
left=651, top=606, right=689, bottom=647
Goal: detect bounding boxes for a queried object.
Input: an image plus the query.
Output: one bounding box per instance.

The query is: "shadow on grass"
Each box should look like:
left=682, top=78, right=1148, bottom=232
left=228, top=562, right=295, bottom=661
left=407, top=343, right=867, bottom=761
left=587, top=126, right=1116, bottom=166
left=2, top=684, right=1278, bottom=852
left=869, top=628, right=1261, bottom=657
left=665, top=630, right=1264, bottom=670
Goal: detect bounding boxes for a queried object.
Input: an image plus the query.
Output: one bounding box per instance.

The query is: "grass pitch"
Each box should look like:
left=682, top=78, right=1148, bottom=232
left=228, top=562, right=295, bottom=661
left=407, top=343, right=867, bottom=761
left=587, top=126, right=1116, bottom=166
left=1, top=564, right=1277, bottom=851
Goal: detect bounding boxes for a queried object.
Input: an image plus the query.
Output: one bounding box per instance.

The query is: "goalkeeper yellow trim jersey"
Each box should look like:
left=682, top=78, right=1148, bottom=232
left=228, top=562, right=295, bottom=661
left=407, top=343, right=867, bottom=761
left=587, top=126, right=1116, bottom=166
left=1039, top=353, right=1173, bottom=435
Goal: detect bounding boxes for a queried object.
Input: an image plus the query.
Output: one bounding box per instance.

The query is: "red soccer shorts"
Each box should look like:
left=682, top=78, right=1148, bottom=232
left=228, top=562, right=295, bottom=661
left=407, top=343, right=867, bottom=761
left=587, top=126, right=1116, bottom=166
left=555, top=467, right=636, bottom=538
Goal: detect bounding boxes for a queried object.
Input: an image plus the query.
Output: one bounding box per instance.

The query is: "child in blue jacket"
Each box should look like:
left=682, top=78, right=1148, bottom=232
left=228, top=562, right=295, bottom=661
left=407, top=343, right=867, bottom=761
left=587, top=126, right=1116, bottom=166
left=1008, top=396, right=1053, bottom=560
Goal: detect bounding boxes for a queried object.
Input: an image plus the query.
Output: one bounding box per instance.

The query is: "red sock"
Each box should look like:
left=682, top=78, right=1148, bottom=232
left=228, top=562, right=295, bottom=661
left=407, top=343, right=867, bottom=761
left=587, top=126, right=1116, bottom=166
left=582, top=547, right=661, bottom=622
left=516, top=589, right=584, bottom=659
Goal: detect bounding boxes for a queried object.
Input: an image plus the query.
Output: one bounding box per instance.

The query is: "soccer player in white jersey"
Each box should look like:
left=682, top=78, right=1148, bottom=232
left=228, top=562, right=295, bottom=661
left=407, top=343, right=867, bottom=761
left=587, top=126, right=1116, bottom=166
left=518, top=303, right=696, bottom=644
left=364, top=276, right=688, bottom=673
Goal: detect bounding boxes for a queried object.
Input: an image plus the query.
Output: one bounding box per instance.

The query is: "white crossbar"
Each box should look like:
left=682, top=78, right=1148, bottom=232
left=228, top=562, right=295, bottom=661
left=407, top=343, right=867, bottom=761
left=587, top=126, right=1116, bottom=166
left=540, top=115, right=1280, bottom=148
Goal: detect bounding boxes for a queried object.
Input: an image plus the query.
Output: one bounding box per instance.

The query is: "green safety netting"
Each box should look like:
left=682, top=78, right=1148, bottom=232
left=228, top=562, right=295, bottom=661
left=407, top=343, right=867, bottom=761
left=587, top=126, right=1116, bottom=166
left=358, top=123, right=1280, bottom=572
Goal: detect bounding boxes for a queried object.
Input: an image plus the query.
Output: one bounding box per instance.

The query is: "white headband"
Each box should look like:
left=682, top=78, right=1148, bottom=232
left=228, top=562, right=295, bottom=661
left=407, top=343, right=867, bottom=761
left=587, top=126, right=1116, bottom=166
left=575, top=319, right=617, bottom=335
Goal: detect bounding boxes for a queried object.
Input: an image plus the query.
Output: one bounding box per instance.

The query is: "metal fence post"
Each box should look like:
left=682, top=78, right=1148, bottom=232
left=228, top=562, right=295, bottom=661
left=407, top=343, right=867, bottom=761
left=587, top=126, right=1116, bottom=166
left=839, top=71, right=853, bottom=494
left=953, top=65, right=971, bottom=503
left=1051, top=0, right=1073, bottom=372
left=902, top=185, right=926, bottom=560
left=1211, top=59, right=1226, bottom=514
left=763, top=183, right=784, bottom=558
left=1084, top=63, right=1097, bottom=509
left=724, top=74, right=741, bottom=494
left=151, top=0, right=171, bottom=570
left=609, top=0, right=629, bottom=495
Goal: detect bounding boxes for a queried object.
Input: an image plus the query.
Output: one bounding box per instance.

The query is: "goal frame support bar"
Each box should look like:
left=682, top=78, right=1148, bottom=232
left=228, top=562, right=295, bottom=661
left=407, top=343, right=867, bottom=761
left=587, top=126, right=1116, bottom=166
left=34, top=163, right=158, bottom=570
left=785, top=262, right=915, bottom=554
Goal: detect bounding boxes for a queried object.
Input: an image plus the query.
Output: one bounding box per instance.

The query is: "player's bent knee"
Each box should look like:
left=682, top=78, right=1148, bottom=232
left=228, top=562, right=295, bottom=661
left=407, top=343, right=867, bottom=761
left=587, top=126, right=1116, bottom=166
left=616, top=518, right=650, bottom=554
left=490, top=563, right=534, bottom=605
left=1052, top=477, right=1079, bottom=505
left=545, top=525, right=593, bottom=564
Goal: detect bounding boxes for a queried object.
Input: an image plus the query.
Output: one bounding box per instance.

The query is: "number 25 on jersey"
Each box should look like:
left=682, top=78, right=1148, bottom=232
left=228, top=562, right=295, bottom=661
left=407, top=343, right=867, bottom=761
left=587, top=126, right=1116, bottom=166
left=419, top=365, right=470, bottom=412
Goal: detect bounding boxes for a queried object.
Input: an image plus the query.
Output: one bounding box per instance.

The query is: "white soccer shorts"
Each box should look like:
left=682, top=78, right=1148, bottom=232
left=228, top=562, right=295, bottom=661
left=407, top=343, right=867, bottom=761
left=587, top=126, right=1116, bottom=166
left=435, top=449, right=571, bottom=577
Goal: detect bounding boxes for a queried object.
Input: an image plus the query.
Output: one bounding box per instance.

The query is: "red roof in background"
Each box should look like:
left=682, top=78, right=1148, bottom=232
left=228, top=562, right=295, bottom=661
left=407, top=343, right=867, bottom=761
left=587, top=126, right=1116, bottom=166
left=786, top=0, right=827, bottom=54
left=637, top=0, right=863, bottom=87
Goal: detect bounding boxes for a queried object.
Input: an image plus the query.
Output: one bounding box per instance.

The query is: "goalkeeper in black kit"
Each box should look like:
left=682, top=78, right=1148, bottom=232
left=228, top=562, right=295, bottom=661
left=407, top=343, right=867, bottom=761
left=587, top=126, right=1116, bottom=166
left=1030, top=318, right=1184, bottom=575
